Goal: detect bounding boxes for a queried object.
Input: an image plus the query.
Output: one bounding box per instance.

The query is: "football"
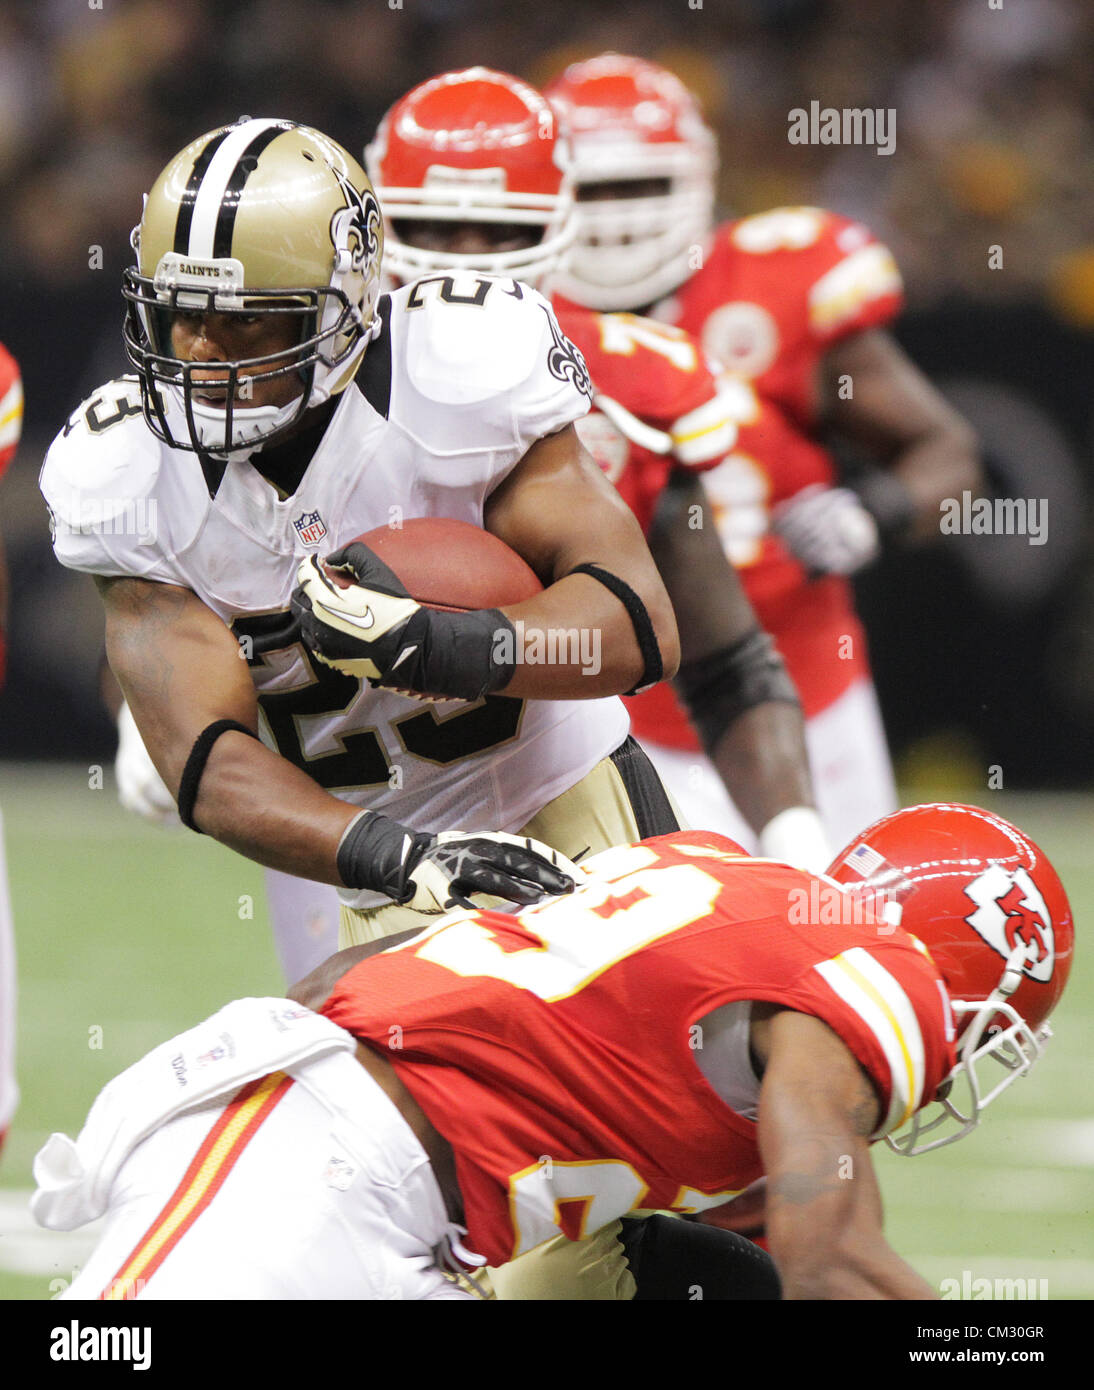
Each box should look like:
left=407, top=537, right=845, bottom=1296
left=325, top=517, right=542, bottom=611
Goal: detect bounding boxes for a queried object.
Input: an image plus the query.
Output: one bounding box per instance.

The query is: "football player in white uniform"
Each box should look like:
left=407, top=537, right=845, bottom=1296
left=40, top=119, right=687, bottom=952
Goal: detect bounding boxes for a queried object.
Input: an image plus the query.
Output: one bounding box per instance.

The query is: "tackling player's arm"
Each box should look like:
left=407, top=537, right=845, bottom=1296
left=822, top=328, right=982, bottom=545
left=648, top=471, right=818, bottom=843
left=484, top=421, right=680, bottom=697
left=753, top=1005, right=936, bottom=1299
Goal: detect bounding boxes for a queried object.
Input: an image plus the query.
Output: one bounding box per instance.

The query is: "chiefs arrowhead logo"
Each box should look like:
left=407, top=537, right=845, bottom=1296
left=963, top=865, right=1055, bottom=982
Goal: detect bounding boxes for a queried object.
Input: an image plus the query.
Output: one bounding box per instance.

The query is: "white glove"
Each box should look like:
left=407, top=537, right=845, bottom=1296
left=757, top=806, right=833, bottom=874
left=115, top=703, right=179, bottom=827
left=772, top=484, right=880, bottom=576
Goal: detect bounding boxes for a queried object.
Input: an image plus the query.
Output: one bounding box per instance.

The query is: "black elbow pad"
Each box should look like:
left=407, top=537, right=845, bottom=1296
left=674, top=629, right=800, bottom=755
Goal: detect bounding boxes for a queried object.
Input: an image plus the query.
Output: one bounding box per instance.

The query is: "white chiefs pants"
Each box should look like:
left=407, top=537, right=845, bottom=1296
left=641, top=677, right=898, bottom=859
left=35, top=1004, right=472, bottom=1301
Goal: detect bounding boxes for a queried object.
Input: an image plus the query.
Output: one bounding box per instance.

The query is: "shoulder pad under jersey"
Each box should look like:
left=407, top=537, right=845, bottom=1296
left=40, top=376, right=200, bottom=580
left=386, top=275, right=591, bottom=462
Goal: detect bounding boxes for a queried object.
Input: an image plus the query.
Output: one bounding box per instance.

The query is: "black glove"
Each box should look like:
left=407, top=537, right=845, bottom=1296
left=292, top=543, right=515, bottom=701
left=338, top=810, right=579, bottom=912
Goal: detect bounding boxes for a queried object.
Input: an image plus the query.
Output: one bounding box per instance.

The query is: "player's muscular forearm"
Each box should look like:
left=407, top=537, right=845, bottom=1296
left=822, top=330, right=982, bottom=543
left=706, top=707, right=816, bottom=837
left=755, top=1008, right=937, bottom=1300
left=648, top=474, right=816, bottom=834
left=487, top=425, right=680, bottom=696
left=97, top=575, right=358, bottom=882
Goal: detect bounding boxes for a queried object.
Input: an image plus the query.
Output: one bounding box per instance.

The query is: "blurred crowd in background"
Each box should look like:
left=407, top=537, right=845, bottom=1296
left=6, top=0, right=1094, bottom=313
left=1, top=0, right=1092, bottom=785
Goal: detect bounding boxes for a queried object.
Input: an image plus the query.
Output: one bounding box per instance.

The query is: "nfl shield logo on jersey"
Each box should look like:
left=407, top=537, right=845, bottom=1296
left=293, top=510, right=328, bottom=548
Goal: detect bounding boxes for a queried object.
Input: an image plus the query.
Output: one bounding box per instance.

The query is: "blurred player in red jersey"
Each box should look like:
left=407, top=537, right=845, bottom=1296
left=0, top=341, right=23, bottom=1156
left=34, top=804, right=1073, bottom=1299
left=546, top=55, right=984, bottom=852
left=366, top=67, right=832, bottom=873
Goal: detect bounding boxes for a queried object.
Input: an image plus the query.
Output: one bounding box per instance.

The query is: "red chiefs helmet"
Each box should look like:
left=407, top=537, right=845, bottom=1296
left=827, top=803, right=1074, bottom=1155
left=545, top=53, right=717, bottom=311
left=365, top=68, right=574, bottom=287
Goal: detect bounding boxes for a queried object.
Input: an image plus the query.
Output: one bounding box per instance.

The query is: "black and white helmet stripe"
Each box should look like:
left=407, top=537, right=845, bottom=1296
left=172, top=118, right=292, bottom=260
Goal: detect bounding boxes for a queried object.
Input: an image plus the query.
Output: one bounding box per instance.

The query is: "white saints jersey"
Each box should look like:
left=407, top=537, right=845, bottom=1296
left=41, top=276, right=629, bottom=908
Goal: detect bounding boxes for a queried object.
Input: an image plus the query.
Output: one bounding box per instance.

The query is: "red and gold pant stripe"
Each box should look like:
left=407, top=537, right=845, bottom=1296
left=100, top=1070, right=295, bottom=1300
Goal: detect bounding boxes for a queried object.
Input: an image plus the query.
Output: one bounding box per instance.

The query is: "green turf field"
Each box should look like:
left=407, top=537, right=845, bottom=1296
left=1, top=766, right=1091, bottom=1300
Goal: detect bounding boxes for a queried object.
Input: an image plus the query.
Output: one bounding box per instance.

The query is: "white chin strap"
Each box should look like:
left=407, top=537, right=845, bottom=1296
left=885, top=942, right=1048, bottom=1157
left=183, top=392, right=300, bottom=454
left=177, top=322, right=377, bottom=455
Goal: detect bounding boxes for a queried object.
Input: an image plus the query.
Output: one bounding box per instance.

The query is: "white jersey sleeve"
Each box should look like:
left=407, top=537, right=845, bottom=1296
left=40, top=376, right=203, bottom=584
left=386, top=275, right=591, bottom=500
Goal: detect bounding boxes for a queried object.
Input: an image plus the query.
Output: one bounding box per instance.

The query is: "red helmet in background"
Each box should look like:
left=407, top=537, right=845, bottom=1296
left=545, top=53, right=717, bottom=311
left=366, top=67, right=574, bottom=287
left=827, top=803, right=1074, bottom=1155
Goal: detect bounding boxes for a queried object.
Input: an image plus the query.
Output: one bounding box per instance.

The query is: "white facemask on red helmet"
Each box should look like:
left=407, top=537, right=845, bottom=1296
left=366, top=67, right=575, bottom=289
left=545, top=53, right=717, bottom=311
left=827, top=803, right=1074, bottom=1155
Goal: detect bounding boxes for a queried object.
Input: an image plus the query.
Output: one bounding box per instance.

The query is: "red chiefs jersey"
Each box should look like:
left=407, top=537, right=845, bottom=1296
left=0, top=343, right=21, bottom=480
left=554, top=305, right=733, bottom=533
left=626, top=381, right=868, bottom=738
left=659, top=206, right=903, bottom=428
left=625, top=208, right=901, bottom=739
left=320, top=832, right=954, bottom=1267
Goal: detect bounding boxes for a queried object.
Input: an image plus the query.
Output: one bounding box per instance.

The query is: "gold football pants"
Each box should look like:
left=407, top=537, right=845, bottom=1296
left=338, top=735, right=684, bottom=947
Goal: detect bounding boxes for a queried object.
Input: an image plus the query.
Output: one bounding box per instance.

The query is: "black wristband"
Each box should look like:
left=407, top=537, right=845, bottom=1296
left=336, top=810, right=430, bottom=900
left=849, top=468, right=917, bottom=542
left=569, top=563, right=662, bottom=695
left=383, top=607, right=516, bottom=701
left=178, top=720, right=259, bottom=833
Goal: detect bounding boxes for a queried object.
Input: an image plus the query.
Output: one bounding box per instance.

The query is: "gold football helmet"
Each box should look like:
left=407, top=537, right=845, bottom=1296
left=123, top=117, right=384, bottom=455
